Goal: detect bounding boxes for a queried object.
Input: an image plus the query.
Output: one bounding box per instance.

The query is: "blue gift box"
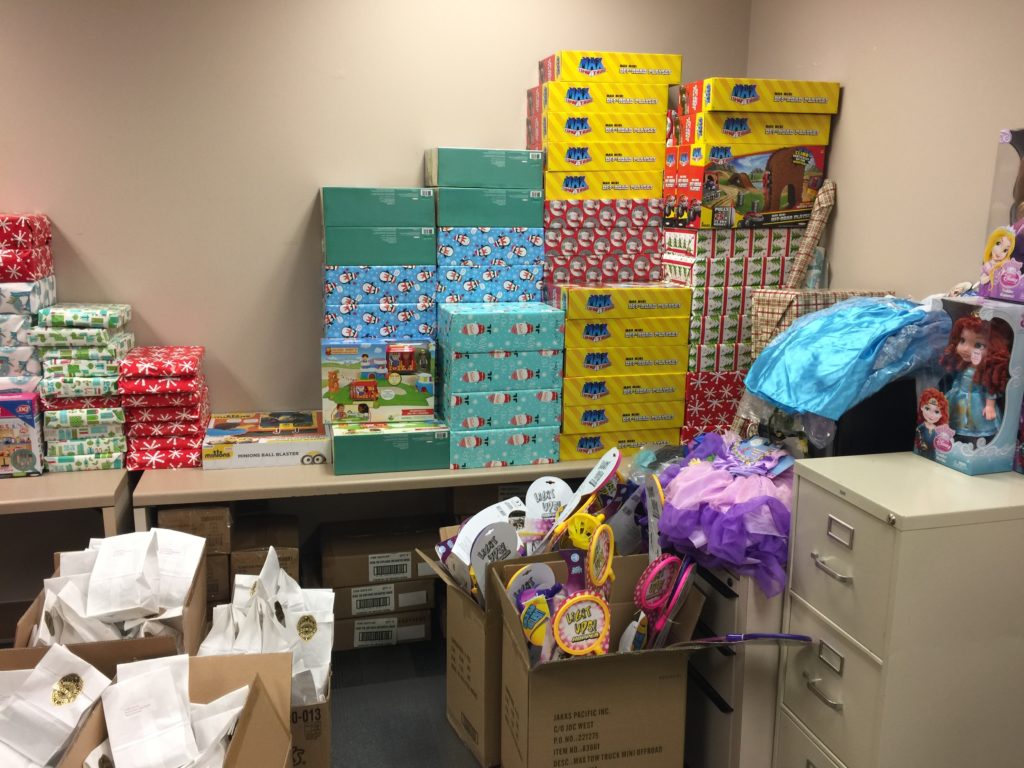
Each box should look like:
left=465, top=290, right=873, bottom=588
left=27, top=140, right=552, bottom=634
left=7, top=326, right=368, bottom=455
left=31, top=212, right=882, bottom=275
left=324, top=265, right=437, bottom=301
left=435, top=264, right=544, bottom=304
left=436, top=227, right=544, bottom=267
left=324, top=303, right=437, bottom=340
left=438, top=302, right=565, bottom=353
left=442, top=349, right=564, bottom=393
left=449, top=425, right=560, bottom=469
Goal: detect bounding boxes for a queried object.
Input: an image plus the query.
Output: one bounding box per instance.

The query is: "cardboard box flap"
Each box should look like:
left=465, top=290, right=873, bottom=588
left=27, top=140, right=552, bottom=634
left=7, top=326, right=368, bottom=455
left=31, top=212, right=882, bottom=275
left=223, top=674, right=291, bottom=768
left=0, top=636, right=177, bottom=677
left=189, top=653, right=292, bottom=718
left=416, top=548, right=460, bottom=591
left=55, top=703, right=106, bottom=768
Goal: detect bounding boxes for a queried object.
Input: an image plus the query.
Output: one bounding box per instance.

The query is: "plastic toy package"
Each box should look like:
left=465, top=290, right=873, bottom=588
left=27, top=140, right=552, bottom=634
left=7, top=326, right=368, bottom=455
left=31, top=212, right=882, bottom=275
left=978, top=129, right=1024, bottom=304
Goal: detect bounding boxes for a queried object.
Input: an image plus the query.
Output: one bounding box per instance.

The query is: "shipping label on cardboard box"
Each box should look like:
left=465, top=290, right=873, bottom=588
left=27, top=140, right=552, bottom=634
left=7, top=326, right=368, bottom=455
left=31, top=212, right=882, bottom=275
left=689, top=286, right=754, bottom=316
left=685, top=77, right=841, bottom=115
left=545, top=141, right=667, bottom=172
left=336, top=610, right=432, bottom=650
left=559, top=283, right=691, bottom=319
left=323, top=226, right=437, bottom=267
left=436, top=227, right=544, bottom=267
left=541, top=82, right=669, bottom=114
left=323, top=303, right=437, bottom=340
left=688, top=343, right=751, bottom=372
left=545, top=170, right=663, bottom=201
left=321, top=339, right=436, bottom=424
left=559, top=427, right=680, bottom=460
left=563, top=344, right=688, bottom=377
left=438, top=302, right=565, bottom=353
left=338, top=580, right=434, bottom=619
left=562, top=372, right=686, bottom=406
left=540, top=50, right=682, bottom=85
left=442, top=349, right=564, bottom=393
left=688, top=313, right=751, bottom=345
left=0, top=275, right=56, bottom=314
left=444, top=388, right=562, bottom=430
left=450, top=425, right=559, bottom=469
left=320, top=187, right=436, bottom=228
left=533, top=111, right=666, bottom=146
left=562, top=400, right=685, bottom=434
left=564, top=315, right=689, bottom=348
left=436, top=264, right=544, bottom=304
left=682, top=110, right=832, bottom=146
left=544, top=197, right=664, bottom=229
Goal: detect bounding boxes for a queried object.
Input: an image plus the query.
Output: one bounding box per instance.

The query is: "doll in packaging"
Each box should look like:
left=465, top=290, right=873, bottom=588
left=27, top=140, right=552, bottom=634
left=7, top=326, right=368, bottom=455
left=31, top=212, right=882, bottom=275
left=978, top=128, right=1024, bottom=302
left=913, top=388, right=949, bottom=460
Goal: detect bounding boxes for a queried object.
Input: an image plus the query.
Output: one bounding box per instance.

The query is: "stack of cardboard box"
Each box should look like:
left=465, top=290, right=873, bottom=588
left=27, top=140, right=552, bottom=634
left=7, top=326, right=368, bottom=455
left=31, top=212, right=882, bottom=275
left=528, top=51, right=681, bottom=289
left=427, top=148, right=545, bottom=303
left=559, top=283, right=691, bottom=460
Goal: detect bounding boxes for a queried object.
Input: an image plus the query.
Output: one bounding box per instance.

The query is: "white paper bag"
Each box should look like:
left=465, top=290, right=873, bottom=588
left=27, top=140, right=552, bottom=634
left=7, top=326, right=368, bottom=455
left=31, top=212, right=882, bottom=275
left=291, top=590, right=334, bottom=686
left=197, top=605, right=237, bottom=657
left=0, top=741, right=42, bottom=768
left=103, top=666, right=198, bottom=768
left=55, top=579, right=122, bottom=644
left=58, top=548, right=97, bottom=576
left=86, top=532, right=161, bottom=621
left=0, top=644, right=111, bottom=765
left=231, top=601, right=263, bottom=654
left=154, top=529, right=205, bottom=611
left=190, top=685, right=248, bottom=753
left=84, top=739, right=113, bottom=768
left=116, top=655, right=191, bottom=714
left=0, top=669, right=32, bottom=709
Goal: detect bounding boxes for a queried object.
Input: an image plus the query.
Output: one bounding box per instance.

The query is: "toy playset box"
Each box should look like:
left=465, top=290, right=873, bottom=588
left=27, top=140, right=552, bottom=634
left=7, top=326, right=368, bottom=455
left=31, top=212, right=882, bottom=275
left=559, top=283, right=691, bottom=320
left=527, top=111, right=665, bottom=151
left=538, top=82, right=669, bottom=115
left=681, top=110, right=832, bottom=147
left=544, top=141, right=667, bottom=173
left=544, top=170, right=663, bottom=201
left=978, top=128, right=1024, bottom=304
left=539, top=50, right=682, bottom=85
left=321, top=339, right=436, bottom=424
left=0, top=392, right=43, bottom=477
left=202, top=411, right=330, bottom=470
left=683, top=77, right=841, bottom=115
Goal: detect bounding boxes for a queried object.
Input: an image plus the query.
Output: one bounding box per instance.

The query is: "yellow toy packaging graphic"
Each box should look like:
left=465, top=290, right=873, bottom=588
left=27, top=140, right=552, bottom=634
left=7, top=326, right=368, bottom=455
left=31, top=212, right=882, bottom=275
left=545, top=170, right=663, bottom=201
left=540, top=51, right=682, bottom=85
left=682, top=111, right=831, bottom=147
left=563, top=345, right=689, bottom=378
left=545, top=141, right=667, bottom=172
left=559, top=428, right=680, bottom=459
left=540, top=82, right=669, bottom=115
left=562, top=401, right=686, bottom=434
left=684, top=78, right=841, bottom=115
left=564, top=315, right=690, bottom=348
left=562, top=372, right=687, bottom=406
left=528, top=111, right=666, bottom=150
left=560, top=283, right=692, bottom=320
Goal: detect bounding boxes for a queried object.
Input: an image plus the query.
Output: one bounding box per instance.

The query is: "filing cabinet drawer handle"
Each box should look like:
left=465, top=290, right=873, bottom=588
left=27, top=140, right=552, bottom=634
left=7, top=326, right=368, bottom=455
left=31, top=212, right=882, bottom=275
left=810, top=551, right=853, bottom=584
left=803, top=671, right=844, bottom=712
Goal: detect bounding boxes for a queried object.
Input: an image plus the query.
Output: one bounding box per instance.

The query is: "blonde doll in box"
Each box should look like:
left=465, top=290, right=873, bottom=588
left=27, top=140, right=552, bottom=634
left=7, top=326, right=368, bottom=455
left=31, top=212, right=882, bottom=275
left=979, top=226, right=1016, bottom=289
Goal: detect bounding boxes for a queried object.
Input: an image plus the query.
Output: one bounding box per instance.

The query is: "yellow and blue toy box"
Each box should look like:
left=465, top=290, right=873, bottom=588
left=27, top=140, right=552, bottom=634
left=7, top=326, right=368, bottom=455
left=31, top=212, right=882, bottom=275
left=441, top=349, right=563, bottom=393
left=545, top=170, right=663, bottom=201
left=538, top=82, right=669, bottom=115
left=562, top=401, right=686, bottom=434
left=563, top=345, right=689, bottom=378
left=540, top=51, right=682, bottom=85
left=202, top=411, right=331, bottom=470
left=559, top=428, right=679, bottom=460
left=684, top=78, right=841, bottom=115
left=562, top=372, right=686, bottom=407
left=450, top=425, right=559, bottom=469
left=528, top=111, right=666, bottom=151
left=564, top=315, right=690, bottom=348
left=438, top=302, right=565, bottom=353
left=559, top=283, right=691, bottom=320
left=545, top=142, right=667, bottom=173
left=681, top=111, right=831, bottom=147
left=443, top=388, right=562, bottom=430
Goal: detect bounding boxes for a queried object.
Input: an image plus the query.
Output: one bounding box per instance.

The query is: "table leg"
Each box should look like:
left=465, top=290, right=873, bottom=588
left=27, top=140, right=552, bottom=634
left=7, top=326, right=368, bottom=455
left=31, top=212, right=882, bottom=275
left=133, top=506, right=150, bottom=532
left=101, top=478, right=134, bottom=535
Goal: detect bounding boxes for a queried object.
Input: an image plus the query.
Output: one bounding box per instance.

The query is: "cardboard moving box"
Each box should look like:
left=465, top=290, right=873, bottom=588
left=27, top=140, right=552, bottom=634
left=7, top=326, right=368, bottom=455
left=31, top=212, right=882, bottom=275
left=334, top=579, right=436, bottom=619
left=231, top=513, right=300, bottom=581
left=157, top=504, right=233, bottom=553
left=232, top=548, right=300, bottom=583
left=321, top=523, right=442, bottom=588
left=207, top=553, right=231, bottom=603
left=334, top=609, right=432, bottom=651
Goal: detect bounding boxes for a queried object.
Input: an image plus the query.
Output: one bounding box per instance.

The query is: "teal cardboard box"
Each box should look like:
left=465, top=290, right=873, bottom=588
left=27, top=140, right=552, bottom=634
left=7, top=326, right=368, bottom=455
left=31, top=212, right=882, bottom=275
left=444, top=388, right=562, bottom=430
left=331, top=421, right=450, bottom=475
left=442, top=349, right=564, bottom=393
left=321, top=187, right=436, bottom=228
left=323, top=227, right=437, bottom=266
left=425, top=148, right=543, bottom=189
left=450, top=425, right=559, bottom=469
left=438, top=302, right=565, bottom=353
left=435, top=188, right=543, bottom=228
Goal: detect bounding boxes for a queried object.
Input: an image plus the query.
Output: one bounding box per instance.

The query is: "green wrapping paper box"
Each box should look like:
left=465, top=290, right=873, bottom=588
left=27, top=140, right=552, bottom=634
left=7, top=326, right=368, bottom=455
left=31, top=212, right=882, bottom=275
left=38, top=331, right=135, bottom=361
left=37, top=303, right=132, bottom=329
left=44, top=452, right=125, bottom=472
left=28, top=326, right=120, bottom=347
left=46, top=436, right=127, bottom=457
left=44, top=424, right=125, bottom=442
left=43, top=407, right=125, bottom=428
left=434, top=188, right=544, bottom=228
left=321, top=187, right=436, bottom=227
left=38, top=377, right=119, bottom=398
left=323, top=227, right=437, bottom=266
left=43, top=359, right=121, bottom=378
left=424, top=148, right=544, bottom=189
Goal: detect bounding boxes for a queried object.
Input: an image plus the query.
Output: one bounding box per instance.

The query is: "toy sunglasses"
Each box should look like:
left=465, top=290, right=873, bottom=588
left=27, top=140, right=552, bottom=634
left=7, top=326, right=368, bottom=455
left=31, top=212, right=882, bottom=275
left=634, top=553, right=696, bottom=650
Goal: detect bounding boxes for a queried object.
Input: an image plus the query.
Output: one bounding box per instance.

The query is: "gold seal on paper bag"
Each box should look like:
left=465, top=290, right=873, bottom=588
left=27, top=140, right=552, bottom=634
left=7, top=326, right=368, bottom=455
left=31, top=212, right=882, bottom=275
left=297, top=614, right=318, bottom=641
left=51, top=673, right=84, bottom=706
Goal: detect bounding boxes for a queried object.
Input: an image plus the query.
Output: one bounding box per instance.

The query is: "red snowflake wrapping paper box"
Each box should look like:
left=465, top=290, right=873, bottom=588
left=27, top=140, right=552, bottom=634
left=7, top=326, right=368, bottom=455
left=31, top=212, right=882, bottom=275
left=126, top=448, right=202, bottom=471
left=128, top=436, right=204, bottom=452
left=0, top=214, right=51, bottom=248
left=685, top=371, right=747, bottom=428
left=124, top=394, right=209, bottom=423
left=126, top=420, right=207, bottom=438
left=40, top=395, right=122, bottom=410
left=118, top=373, right=207, bottom=395
left=0, top=246, right=54, bottom=281
left=119, top=346, right=205, bottom=379
left=121, top=390, right=206, bottom=408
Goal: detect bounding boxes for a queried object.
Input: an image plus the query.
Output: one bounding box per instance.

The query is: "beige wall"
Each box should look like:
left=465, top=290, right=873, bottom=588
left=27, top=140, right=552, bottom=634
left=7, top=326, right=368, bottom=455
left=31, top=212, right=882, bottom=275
left=748, top=0, right=1024, bottom=297
left=0, top=0, right=750, bottom=410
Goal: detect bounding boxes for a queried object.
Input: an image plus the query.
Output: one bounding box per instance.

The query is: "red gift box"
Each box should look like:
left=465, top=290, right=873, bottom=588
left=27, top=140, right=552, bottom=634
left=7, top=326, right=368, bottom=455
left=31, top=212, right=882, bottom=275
left=544, top=250, right=664, bottom=285
left=126, top=448, right=202, bottom=471
left=40, top=395, right=122, bottom=410
left=544, top=199, right=664, bottom=229
left=124, top=397, right=208, bottom=423
left=0, top=214, right=51, bottom=248
left=0, top=245, right=53, bottom=281
left=121, top=391, right=205, bottom=408
left=118, top=373, right=207, bottom=395
left=680, top=424, right=729, bottom=443
left=543, top=226, right=662, bottom=255
left=126, top=421, right=206, bottom=438
left=128, top=436, right=204, bottom=452
left=119, top=346, right=205, bottom=379
left=685, top=371, right=746, bottom=428
left=686, top=371, right=746, bottom=397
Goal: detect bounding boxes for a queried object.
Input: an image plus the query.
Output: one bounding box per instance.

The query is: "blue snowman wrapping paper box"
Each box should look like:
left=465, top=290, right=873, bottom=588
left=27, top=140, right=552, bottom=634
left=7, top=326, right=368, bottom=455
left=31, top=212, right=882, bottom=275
left=324, top=265, right=437, bottom=302
left=324, top=303, right=437, bottom=340
left=435, top=264, right=544, bottom=304
left=438, top=302, right=565, bottom=353
left=436, top=227, right=544, bottom=267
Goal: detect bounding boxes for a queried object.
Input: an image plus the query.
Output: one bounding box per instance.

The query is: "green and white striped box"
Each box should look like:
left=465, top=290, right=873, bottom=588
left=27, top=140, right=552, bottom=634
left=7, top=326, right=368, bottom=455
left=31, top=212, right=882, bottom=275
left=44, top=424, right=125, bottom=442
left=43, top=408, right=125, bottom=429
left=46, top=436, right=128, bottom=457
left=44, top=452, right=126, bottom=472
left=38, top=331, right=135, bottom=362
left=37, top=303, right=132, bottom=329
left=28, top=326, right=120, bottom=347
left=43, top=359, right=121, bottom=378
left=39, top=377, right=119, bottom=398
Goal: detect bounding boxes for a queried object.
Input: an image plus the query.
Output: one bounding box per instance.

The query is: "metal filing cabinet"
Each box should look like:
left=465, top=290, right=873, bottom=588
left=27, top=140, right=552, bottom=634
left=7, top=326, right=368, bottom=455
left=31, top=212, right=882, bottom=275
left=774, top=453, right=1024, bottom=768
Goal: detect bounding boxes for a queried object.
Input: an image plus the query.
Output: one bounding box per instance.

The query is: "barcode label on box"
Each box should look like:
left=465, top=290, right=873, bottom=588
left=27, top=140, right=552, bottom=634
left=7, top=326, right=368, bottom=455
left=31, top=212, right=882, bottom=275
left=351, top=584, right=396, bottom=616
left=354, top=617, right=399, bottom=648
left=368, top=552, right=411, bottom=582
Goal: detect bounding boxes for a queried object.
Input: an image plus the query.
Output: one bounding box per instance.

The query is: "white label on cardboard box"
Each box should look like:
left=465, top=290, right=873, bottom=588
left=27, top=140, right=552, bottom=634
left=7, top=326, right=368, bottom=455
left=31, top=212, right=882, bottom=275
left=397, top=588, right=428, bottom=609
left=351, top=585, right=395, bottom=615
left=416, top=562, right=434, bottom=578
left=396, top=622, right=426, bottom=642
left=354, top=617, right=398, bottom=647
left=368, top=552, right=411, bottom=582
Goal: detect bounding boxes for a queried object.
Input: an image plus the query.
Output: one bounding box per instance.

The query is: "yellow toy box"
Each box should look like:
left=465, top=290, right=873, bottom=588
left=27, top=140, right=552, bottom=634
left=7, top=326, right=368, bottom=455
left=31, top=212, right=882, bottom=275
left=563, top=345, right=689, bottom=378
left=681, top=111, right=831, bottom=147
left=559, top=428, right=679, bottom=460
left=562, top=401, right=686, bottom=434
left=562, top=372, right=686, bottom=406
left=685, top=78, right=841, bottom=115
left=540, top=51, right=682, bottom=85
left=539, top=82, right=669, bottom=115
left=564, top=315, right=690, bottom=348
left=545, top=141, right=667, bottom=173
left=545, top=170, right=663, bottom=201
left=527, top=111, right=666, bottom=150
left=560, top=283, right=691, bottom=320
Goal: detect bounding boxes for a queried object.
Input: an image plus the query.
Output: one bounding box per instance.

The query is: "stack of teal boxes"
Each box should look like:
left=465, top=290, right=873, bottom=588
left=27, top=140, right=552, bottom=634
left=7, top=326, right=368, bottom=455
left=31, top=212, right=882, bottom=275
left=439, top=302, right=565, bottom=468
left=320, top=188, right=449, bottom=475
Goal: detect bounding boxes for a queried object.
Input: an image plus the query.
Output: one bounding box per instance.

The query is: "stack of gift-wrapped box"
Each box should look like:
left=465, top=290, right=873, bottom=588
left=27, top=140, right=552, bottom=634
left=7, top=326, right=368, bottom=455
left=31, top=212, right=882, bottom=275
left=559, top=283, right=691, bottom=460
left=0, top=213, right=54, bottom=477
left=528, top=50, right=682, bottom=289
left=31, top=303, right=134, bottom=472
left=663, top=77, right=839, bottom=439
left=119, top=345, right=209, bottom=470
left=438, top=302, right=564, bottom=468
left=320, top=187, right=448, bottom=475
left=426, top=147, right=545, bottom=303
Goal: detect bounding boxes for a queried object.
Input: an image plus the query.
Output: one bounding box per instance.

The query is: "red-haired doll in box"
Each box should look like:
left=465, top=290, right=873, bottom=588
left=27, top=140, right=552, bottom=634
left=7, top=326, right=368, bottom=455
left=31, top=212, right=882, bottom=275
left=939, top=315, right=1012, bottom=447
left=914, top=388, right=949, bottom=460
